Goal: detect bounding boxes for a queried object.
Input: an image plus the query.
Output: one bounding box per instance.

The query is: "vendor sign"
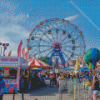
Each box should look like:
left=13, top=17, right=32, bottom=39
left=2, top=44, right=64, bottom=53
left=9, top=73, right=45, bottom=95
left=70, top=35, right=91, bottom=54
left=0, top=56, right=28, bottom=67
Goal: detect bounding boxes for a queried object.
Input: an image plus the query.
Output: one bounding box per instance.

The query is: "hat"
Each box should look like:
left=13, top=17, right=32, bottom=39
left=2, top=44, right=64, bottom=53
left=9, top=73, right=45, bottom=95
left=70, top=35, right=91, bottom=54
left=0, top=75, right=3, bottom=78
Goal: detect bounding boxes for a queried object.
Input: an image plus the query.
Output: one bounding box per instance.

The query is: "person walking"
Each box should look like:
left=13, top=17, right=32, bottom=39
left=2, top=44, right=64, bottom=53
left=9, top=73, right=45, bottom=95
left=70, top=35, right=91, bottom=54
left=50, top=74, right=53, bottom=87
left=57, top=75, right=61, bottom=87
left=92, top=76, right=99, bottom=100
left=0, top=75, right=5, bottom=100
left=53, top=73, right=56, bottom=85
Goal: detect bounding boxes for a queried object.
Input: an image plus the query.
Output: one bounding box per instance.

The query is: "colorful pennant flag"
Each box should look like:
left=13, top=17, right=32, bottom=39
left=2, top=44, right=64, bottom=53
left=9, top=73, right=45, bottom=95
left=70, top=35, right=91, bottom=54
left=8, top=50, right=12, bottom=56
left=25, top=50, right=28, bottom=61
left=66, top=60, right=69, bottom=67
left=3, top=44, right=7, bottom=56
left=17, top=40, right=23, bottom=57
left=22, top=47, right=25, bottom=59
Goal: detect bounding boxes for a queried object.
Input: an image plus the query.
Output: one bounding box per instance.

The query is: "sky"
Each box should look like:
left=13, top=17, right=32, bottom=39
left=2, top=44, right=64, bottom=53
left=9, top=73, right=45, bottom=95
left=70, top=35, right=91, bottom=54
left=0, top=0, right=100, bottom=57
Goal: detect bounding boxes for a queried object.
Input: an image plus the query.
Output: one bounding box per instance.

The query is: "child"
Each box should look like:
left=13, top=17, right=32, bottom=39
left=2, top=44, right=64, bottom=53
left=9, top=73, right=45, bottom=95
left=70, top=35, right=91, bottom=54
left=88, top=79, right=93, bottom=100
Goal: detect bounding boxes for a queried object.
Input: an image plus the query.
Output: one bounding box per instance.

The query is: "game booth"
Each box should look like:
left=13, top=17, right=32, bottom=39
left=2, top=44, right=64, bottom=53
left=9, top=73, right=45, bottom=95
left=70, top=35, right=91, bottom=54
left=0, top=56, right=31, bottom=93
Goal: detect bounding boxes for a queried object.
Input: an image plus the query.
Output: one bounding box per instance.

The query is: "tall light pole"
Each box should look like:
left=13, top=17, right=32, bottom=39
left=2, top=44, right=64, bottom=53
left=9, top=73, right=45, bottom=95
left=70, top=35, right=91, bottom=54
left=0, top=42, right=9, bottom=56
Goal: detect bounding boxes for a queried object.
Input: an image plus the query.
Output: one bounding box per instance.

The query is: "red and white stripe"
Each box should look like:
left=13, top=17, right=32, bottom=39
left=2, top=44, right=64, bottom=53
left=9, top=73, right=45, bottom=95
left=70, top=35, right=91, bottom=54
left=28, top=57, right=50, bottom=68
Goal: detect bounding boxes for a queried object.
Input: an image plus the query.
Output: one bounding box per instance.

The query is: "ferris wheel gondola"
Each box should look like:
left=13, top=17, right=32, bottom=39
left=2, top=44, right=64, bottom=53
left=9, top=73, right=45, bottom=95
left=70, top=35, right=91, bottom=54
left=27, top=18, right=86, bottom=68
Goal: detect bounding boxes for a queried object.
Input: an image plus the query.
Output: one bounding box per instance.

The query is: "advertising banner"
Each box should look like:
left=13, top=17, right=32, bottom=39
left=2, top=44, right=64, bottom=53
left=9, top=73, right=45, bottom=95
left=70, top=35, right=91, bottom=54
left=0, top=56, right=19, bottom=65
left=0, top=56, right=28, bottom=67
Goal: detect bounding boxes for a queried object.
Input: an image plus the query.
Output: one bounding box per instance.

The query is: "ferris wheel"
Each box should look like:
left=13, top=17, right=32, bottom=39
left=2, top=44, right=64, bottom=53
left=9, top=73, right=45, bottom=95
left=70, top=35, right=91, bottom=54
left=27, top=18, right=86, bottom=68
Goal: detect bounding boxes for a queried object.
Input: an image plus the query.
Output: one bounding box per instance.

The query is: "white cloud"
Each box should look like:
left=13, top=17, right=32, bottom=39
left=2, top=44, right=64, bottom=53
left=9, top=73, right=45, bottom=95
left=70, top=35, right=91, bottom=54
left=0, top=1, right=30, bottom=56
left=0, top=36, right=15, bottom=47
left=0, top=12, right=29, bottom=24
left=10, top=50, right=17, bottom=56
left=64, top=14, right=79, bottom=21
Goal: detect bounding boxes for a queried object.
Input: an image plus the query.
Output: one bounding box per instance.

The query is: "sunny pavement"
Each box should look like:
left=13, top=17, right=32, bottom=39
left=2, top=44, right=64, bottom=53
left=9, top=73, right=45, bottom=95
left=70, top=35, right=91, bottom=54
left=5, top=80, right=100, bottom=100
left=3, top=79, right=75, bottom=100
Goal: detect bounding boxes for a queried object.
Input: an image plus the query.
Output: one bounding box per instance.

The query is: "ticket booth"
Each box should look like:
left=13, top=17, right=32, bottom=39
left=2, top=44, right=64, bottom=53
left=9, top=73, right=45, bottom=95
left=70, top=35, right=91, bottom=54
left=0, top=56, right=29, bottom=93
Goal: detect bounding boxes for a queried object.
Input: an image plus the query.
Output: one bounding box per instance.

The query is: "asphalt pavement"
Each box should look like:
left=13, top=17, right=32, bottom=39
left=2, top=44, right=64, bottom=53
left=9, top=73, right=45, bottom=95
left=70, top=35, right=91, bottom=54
left=3, top=80, right=75, bottom=100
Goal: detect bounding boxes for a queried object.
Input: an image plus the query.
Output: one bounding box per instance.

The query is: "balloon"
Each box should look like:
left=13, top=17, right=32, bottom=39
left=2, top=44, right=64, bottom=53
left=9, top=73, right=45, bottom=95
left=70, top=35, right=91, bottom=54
left=88, top=62, right=91, bottom=70
left=84, top=55, right=91, bottom=70
left=84, top=55, right=89, bottom=65
left=85, top=48, right=100, bottom=69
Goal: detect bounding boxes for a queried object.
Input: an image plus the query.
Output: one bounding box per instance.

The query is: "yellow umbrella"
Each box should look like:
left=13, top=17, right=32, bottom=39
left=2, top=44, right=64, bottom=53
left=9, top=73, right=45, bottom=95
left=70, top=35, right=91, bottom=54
left=74, top=57, right=80, bottom=74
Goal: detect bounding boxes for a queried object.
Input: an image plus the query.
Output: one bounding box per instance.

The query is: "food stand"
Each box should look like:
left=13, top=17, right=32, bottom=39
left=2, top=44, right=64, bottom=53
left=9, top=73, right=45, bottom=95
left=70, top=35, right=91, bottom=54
left=0, top=56, right=30, bottom=93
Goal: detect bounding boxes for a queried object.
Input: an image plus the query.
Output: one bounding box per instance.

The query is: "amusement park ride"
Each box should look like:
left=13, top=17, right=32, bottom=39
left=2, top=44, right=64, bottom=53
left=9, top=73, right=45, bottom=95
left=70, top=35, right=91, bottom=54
left=27, top=18, right=86, bottom=69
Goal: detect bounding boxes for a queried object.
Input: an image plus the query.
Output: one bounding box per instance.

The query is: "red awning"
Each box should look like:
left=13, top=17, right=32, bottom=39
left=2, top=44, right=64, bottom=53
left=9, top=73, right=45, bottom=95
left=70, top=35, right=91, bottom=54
left=28, top=57, right=51, bottom=69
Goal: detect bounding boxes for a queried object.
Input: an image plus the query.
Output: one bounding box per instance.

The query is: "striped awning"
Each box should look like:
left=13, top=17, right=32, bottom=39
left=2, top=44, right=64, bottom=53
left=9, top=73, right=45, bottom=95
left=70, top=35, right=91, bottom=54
left=28, top=57, right=51, bottom=69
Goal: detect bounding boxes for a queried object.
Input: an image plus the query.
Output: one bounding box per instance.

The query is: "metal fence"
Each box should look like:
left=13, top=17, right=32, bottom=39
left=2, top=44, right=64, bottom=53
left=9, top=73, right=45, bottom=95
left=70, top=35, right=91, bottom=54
left=59, top=78, right=89, bottom=100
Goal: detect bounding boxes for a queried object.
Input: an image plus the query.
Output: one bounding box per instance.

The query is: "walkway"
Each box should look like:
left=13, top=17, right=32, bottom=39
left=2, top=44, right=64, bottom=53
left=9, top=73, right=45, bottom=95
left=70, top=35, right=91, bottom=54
left=3, top=80, right=74, bottom=100
left=4, top=79, right=100, bottom=100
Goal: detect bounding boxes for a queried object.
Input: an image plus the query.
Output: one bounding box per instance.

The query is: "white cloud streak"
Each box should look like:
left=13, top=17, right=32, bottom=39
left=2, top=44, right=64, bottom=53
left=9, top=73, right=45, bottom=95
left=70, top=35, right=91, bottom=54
left=70, top=0, right=100, bottom=31
left=64, top=14, right=79, bottom=21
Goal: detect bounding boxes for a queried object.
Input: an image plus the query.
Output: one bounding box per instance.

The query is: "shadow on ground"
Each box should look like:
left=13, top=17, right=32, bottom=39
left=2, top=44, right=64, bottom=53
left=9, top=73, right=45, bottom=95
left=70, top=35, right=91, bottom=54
left=24, top=80, right=59, bottom=96
left=26, top=85, right=59, bottom=96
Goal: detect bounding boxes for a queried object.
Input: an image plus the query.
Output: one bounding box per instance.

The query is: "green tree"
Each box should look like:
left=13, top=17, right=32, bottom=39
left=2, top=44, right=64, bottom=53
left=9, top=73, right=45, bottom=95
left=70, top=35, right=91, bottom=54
left=38, top=57, right=49, bottom=63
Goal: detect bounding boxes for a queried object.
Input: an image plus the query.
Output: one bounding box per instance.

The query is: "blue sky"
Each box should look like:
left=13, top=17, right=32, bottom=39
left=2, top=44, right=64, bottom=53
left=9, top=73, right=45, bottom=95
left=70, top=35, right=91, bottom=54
left=0, top=0, right=100, bottom=57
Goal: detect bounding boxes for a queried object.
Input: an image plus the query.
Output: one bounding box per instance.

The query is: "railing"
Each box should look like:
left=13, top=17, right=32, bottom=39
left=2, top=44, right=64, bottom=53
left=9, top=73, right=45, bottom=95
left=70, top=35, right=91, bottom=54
left=59, top=78, right=89, bottom=100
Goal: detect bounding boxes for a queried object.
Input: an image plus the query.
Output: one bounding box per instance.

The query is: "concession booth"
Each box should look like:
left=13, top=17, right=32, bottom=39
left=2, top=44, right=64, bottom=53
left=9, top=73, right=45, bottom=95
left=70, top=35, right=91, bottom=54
left=0, top=56, right=30, bottom=93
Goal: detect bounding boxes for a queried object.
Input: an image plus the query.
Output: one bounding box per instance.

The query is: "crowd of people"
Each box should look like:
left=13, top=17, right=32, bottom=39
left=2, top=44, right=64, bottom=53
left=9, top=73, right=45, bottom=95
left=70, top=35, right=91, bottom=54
left=42, top=70, right=100, bottom=100
left=51, top=71, right=100, bottom=100
left=0, top=69, right=100, bottom=100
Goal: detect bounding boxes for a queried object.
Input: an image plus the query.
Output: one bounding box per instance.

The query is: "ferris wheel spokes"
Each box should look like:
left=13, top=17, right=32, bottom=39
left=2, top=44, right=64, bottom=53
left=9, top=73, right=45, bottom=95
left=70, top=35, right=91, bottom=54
left=61, top=45, right=84, bottom=48
left=47, top=20, right=58, bottom=43
left=38, top=27, right=54, bottom=43
left=60, top=27, right=76, bottom=43
left=56, top=19, right=59, bottom=42
left=59, top=23, right=68, bottom=42
left=40, top=49, right=53, bottom=62
left=30, top=47, right=53, bottom=57
left=61, top=50, right=70, bottom=60
left=63, top=35, right=82, bottom=44
left=27, top=45, right=52, bottom=47
left=29, top=46, right=39, bottom=57
left=61, top=47, right=80, bottom=56
left=27, top=18, right=86, bottom=68
left=31, top=34, right=51, bottom=44
left=46, top=21, right=56, bottom=42
left=44, top=49, right=53, bottom=58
